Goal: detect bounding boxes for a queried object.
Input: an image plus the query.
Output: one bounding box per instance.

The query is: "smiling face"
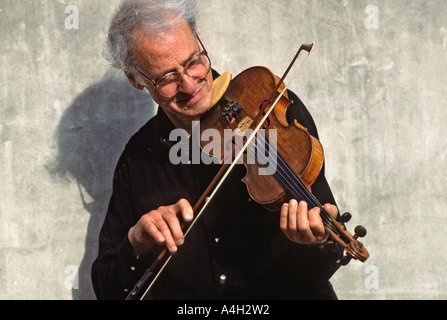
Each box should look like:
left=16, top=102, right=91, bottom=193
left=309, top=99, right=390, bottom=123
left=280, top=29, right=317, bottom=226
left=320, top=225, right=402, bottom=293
left=130, top=20, right=214, bottom=132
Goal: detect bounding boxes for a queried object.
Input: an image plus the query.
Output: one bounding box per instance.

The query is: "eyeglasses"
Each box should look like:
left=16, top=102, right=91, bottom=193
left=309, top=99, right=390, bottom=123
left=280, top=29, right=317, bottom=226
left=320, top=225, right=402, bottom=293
left=137, top=36, right=211, bottom=98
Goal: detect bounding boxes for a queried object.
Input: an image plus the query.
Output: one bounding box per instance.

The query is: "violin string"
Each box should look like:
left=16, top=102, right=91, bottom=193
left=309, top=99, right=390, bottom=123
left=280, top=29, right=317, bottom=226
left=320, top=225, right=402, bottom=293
left=252, top=135, right=330, bottom=218
left=273, top=146, right=334, bottom=224
left=246, top=135, right=338, bottom=233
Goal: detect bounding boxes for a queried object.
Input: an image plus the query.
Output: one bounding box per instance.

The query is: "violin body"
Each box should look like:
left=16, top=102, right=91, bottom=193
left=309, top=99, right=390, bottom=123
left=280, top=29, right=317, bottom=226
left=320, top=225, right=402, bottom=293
left=200, top=66, right=324, bottom=211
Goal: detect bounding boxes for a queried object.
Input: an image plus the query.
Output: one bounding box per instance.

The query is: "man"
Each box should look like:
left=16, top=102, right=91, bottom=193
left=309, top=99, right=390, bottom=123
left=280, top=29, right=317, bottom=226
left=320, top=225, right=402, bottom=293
left=92, top=0, right=343, bottom=300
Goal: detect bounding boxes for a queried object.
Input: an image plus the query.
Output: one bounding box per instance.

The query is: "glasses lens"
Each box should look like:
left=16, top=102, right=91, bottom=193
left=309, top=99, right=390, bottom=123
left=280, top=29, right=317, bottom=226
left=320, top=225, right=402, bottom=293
left=186, top=53, right=210, bottom=79
left=156, top=74, right=180, bottom=97
left=156, top=53, right=211, bottom=98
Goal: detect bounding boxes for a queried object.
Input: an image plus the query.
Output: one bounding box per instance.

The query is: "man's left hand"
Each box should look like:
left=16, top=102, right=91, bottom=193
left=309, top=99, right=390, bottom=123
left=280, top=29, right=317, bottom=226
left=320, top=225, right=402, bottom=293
left=280, top=200, right=338, bottom=245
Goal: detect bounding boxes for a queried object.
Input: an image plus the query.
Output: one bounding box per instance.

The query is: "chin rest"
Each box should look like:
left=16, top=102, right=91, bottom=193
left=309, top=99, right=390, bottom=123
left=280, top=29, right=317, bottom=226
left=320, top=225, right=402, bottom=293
left=210, top=71, right=232, bottom=108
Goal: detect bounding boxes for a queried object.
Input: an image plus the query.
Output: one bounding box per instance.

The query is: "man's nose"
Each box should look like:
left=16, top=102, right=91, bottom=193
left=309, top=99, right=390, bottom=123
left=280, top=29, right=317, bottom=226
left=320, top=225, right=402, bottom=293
left=178, top=73, right=198, bottom=95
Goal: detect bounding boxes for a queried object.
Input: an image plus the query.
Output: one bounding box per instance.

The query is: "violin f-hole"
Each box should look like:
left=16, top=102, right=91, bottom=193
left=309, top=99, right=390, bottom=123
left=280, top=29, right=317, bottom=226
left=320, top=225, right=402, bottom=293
left=259, top=99, right=271, bottom=128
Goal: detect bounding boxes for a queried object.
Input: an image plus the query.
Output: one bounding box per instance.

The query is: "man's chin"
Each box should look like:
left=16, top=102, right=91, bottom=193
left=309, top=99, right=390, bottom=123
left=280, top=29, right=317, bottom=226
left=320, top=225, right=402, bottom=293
left=180, top=94, right=212, bottom=116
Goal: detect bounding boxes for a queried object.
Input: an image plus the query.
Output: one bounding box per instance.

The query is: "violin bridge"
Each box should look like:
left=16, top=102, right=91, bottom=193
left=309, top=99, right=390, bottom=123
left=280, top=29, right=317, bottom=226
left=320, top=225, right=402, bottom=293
left=235, top=117, right=254, bottom=136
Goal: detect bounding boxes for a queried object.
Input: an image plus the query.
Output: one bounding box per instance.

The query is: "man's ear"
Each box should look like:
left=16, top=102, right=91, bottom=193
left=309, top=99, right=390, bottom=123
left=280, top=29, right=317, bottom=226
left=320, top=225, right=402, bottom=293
left=125, top=71, right=145, bottom=90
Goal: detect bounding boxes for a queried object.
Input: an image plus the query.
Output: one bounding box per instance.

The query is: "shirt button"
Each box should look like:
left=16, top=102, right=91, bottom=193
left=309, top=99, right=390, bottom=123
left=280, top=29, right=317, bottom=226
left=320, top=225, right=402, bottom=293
left=130, top=266, right=136, bottom=271
left=220, top=274, right=227, bottom=281
left=214, top=237, right=220, bottom=243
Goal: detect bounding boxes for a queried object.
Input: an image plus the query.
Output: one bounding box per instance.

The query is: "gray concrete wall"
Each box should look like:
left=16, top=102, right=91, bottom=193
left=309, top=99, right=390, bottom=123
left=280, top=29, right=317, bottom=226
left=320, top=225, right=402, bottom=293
left=1, top=0, right=446, bottom=300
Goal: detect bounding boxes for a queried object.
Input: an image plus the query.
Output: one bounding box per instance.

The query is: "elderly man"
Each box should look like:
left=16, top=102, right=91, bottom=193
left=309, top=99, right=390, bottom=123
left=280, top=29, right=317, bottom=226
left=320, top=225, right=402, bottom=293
left=92, top=0, right=343, bottom=300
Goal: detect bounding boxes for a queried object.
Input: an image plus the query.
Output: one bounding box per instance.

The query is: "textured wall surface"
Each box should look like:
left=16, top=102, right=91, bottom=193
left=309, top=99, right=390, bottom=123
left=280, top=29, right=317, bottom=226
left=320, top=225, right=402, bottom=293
left=1, top=0, right=446, bottom=300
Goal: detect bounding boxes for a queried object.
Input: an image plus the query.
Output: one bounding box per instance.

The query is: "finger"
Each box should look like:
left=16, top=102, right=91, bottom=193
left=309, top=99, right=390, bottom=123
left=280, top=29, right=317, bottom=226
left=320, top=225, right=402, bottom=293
left=322, top=203, right=338, bottom=220
left=153, top=213, right=179, bottom=253
left=174, top=198, right=194, bottom=222
left=279, top=202, right=288, bottom=232
left=164, top=208, right=185, bottom=247
left=280, top=202, right=294, bottom=240
left=166, top=199, right=193, bottom=247
left=297, top=201, right=314, bottom=242
left=128, top=220, right=159, bottom=257
left=142, top=217, right=165, bottom=244
left=287, top=199, right=299, bottom=236
left=308, top=206, right=325, bottom=240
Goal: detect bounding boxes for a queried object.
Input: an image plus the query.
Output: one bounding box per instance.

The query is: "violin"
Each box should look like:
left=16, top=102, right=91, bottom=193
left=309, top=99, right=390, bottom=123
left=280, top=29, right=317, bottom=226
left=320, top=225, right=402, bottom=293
left=126, top=43, right=369, bottom=300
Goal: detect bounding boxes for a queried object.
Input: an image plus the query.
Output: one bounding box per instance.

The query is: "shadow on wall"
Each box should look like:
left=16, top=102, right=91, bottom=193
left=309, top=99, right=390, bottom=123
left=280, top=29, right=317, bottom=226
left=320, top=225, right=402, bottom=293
left=48, top=69, right=156, bottom=299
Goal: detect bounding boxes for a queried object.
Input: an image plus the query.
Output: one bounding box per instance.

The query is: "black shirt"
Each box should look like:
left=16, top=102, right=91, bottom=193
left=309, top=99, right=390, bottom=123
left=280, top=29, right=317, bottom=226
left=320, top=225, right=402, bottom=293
left=91, top=82, right=343, bottom=300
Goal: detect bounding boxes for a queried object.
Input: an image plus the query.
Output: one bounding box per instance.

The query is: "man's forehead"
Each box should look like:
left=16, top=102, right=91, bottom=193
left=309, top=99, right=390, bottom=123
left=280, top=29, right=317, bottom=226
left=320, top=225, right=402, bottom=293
left=132, top=23, right=198, bottom=73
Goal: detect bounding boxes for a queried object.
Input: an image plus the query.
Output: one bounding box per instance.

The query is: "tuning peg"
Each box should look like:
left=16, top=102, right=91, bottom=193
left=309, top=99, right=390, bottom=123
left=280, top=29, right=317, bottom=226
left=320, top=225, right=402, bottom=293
left=354, top=225, right=367, bottom=239
left=340, top=212, right=352, bottom=223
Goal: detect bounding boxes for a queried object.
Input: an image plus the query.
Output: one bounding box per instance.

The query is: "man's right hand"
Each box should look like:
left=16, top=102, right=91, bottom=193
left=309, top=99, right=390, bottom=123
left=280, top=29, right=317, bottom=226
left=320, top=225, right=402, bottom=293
left=128, top=198, right=194, bottom=256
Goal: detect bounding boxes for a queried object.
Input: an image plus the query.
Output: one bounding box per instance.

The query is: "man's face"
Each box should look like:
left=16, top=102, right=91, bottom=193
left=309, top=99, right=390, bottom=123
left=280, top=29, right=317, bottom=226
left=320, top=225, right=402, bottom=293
left=132, top=21, right=214, bottom=127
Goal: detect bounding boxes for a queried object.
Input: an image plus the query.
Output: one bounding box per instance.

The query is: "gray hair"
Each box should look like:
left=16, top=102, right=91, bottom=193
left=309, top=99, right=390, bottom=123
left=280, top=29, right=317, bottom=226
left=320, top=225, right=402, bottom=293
left=106, top=0, right=199, bottom=81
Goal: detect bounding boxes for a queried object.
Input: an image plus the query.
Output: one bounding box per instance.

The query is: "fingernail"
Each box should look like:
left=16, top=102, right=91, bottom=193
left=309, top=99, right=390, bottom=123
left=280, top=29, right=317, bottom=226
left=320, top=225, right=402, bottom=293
left=170, top=245, right=178, bottom=252
left=299, top=201, right=306, bottom=206
left=290, top=199, right=297, bottom=206
left=176, top=238, right=184, bottom=245
left=186, top=208, right=193, bottom=220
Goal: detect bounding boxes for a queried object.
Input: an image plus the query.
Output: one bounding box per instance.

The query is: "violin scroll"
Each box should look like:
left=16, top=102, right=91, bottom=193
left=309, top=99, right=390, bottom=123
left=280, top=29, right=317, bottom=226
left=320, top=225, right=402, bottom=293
left=326, top=213, right=369, bottom=265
